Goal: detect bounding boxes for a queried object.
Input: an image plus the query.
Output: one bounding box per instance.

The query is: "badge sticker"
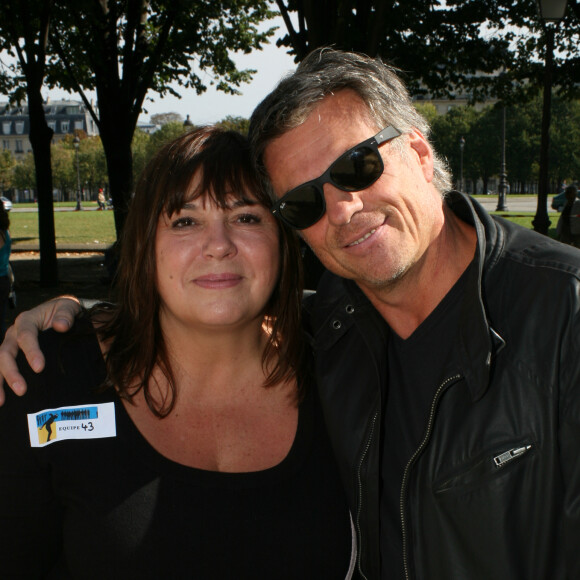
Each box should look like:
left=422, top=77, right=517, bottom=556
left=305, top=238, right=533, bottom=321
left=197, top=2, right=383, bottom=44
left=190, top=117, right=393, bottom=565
left=27, top=403, right=116, bottom=447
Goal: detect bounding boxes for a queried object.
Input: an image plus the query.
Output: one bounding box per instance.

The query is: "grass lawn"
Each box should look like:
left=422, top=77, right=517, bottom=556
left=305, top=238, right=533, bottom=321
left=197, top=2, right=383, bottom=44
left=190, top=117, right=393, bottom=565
left=491, top=212, right=559, bottom=239
left=10, top=208, right=116, bottom=248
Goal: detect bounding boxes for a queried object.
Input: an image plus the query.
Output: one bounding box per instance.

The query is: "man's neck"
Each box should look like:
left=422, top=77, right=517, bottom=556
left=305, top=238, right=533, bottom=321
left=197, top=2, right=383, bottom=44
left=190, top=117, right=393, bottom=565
left=359, top=206, right=477, bottom=339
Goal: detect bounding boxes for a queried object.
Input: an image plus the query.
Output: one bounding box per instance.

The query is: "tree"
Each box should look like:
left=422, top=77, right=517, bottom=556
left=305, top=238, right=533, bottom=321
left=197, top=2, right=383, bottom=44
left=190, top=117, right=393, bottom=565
left=431, top=105, right=479, bottom=191
left=275, top=1, right=580, bottom=105
left=275, top=0, right=513, bottom=99
left=0, top=150, right=15, bottom=194
left=50, top=143, right=75, bottom=200
left=131, top=128, right=152, bottom=185
left=0, top=0, right=58, bottom=285
left=143, top=122, right=189, bottom=163
left=501, top=99, right=539, bottom=194
left=150, top=112, right=183, bottom=126
left=47, top=0, right=275, bottom=237
left=217, top=115, right=250, bottom=134
left=550, top=97, right=580, bottom=185
left=12, top=153, right=36, bottom=193
left=468, top=106, right=505, bottom=195
left=419, top=95, right=580, bottom=197
left=75, top=134, right=109, bottom=198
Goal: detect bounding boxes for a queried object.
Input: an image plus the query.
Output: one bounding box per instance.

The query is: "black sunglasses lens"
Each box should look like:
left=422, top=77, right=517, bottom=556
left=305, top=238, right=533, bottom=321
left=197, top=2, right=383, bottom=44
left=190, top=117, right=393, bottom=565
left=279, top=186, right=324, bottom=229
left=330, top=146, right=383, bottom=191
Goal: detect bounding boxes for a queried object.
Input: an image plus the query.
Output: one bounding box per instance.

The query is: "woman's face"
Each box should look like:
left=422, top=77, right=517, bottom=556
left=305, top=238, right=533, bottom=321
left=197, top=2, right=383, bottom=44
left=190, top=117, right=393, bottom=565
left=155, top=186, right=281, bottom=335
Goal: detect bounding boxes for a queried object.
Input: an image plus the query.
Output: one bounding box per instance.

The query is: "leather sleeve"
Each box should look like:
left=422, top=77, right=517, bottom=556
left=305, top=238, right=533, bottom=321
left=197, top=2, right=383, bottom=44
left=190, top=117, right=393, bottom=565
left=558, top=283, right=580, bottom=578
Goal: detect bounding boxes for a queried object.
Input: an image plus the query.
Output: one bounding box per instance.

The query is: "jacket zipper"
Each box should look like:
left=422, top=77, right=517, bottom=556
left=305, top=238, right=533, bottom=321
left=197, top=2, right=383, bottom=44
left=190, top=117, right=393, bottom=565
left=400, top=374, right=462, bottom=580
left=493, top=445, right=533, bottom=468
left=355, top=409, right=379, bottom=580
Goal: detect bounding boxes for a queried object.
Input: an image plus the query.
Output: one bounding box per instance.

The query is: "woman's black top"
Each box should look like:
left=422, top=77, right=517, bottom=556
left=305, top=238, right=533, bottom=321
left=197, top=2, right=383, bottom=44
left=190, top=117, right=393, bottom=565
left=0, top=325, right=354, bottom=579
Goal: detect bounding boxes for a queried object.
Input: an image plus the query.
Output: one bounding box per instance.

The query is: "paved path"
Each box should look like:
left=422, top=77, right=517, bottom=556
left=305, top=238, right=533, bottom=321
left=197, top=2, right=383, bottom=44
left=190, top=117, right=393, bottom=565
left=474, top=195, right=558, bottom=214
left=12, top=197, right=555, bottom=215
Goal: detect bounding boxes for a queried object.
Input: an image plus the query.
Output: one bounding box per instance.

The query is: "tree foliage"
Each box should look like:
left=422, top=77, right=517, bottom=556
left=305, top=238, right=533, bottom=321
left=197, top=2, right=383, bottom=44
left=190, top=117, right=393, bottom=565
left=42, top=0, right=275, bottom=236
left=275, top=0, right=580, bottom=103
left=216, top=115, right=250, bottom=134
left=0, top=150, right=15, bottom=192
left=150, top=112, right=184, bottom=126
left=428, top=96, right=580, bottom=195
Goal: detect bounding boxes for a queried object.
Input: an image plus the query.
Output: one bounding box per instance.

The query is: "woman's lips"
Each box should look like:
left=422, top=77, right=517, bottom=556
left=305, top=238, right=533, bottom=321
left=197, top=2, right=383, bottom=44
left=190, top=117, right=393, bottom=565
left=193, top=274, right=243, bottom=289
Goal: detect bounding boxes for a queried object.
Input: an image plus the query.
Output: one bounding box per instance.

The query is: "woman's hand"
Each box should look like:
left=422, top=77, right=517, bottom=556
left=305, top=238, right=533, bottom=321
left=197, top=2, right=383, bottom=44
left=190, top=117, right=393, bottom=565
left=0, top=296, right=82, bottom=405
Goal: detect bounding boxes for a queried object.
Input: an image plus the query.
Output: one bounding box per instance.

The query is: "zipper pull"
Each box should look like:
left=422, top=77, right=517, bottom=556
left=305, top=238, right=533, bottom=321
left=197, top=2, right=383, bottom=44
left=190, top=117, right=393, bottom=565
left=493, top=444, right=533, bottom=468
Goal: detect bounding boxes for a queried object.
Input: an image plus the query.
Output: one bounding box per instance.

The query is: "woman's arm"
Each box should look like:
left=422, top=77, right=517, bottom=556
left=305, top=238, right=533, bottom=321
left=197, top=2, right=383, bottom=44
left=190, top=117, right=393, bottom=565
left=0, top=296, right=81, bottom=404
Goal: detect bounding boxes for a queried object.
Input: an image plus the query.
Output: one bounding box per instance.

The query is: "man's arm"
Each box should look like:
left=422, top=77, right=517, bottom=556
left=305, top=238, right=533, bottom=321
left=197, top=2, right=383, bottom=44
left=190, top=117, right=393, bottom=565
left=0, top=382, right=64, bottom=572
left=0, top=297, right=81, bottom=405
left=559, top=305, right=580, bottom=577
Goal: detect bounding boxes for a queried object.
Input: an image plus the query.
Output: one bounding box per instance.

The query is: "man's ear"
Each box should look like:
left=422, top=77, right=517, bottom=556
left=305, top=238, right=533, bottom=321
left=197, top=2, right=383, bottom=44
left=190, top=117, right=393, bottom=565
left=407, top=129, right=434, bottom=183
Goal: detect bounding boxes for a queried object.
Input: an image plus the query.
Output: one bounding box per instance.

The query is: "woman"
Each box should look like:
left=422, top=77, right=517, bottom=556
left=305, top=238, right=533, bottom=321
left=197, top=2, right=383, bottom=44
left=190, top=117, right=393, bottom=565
left=0, top=127, right=355, bottom=578
left=0, top=205, right=11, bottom=340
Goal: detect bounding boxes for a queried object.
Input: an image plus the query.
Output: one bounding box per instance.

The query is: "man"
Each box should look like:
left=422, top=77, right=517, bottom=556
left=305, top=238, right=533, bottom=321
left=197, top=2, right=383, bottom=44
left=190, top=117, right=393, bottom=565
left=247, top=49, right=580, bottom=579
left=1, top=49, right=580, bottom=579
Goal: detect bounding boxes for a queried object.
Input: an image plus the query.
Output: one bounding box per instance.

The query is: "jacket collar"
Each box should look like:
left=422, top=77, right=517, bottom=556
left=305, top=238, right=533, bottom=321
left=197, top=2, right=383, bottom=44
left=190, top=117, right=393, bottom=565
left=304, top=191, right=506, bottom=402
left=435, top=191, right=505, bottom=401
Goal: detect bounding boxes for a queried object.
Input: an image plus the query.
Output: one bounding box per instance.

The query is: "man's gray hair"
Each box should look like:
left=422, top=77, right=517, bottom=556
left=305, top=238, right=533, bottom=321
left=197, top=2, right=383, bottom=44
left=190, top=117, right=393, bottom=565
left=249, top=48, right=452, bottom=196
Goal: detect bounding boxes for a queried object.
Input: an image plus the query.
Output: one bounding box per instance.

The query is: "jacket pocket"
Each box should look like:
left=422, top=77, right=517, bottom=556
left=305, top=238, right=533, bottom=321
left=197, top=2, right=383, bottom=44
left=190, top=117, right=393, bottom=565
left=433, top=440, right=536, bottom=495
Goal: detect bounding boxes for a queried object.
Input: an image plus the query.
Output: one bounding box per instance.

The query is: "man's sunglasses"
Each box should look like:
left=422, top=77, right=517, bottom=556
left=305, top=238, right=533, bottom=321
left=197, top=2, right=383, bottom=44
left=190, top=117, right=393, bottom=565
left=271, top=125, right=402, bottom=230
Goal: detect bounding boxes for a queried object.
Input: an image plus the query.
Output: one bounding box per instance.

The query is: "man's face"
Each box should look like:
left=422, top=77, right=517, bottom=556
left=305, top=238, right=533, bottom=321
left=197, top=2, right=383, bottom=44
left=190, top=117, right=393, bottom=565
left=263, top=89, right=444, bottom=293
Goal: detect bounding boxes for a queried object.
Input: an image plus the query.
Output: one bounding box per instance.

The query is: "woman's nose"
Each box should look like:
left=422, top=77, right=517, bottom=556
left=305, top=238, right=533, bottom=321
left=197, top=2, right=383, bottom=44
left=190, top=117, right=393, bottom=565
left=202, top=223, right=237, bottom=259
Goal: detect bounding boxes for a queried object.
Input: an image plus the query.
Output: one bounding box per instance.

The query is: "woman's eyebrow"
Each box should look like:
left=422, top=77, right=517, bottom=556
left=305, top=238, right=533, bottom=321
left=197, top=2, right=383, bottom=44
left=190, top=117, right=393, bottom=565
left=179, top=198, right=258, bottom=211
left=230, top=199, right=258, bottom=208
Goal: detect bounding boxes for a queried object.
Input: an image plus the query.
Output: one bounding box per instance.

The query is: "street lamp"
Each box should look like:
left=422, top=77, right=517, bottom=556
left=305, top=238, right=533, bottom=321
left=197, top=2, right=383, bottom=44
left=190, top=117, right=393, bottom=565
left=183, top=114, right=193, bottom=130
left=459, top=136, right=465, bottom=192
left=73, top=135, right=82, bottom=211
left=533, top=0, right=568, bottom=234
left=496, top=106, right=509, bottom=211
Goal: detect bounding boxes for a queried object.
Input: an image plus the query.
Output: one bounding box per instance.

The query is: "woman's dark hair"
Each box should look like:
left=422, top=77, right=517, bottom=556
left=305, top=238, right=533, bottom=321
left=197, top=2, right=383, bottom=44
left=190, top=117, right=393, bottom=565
left=94, top=126, right=305, bottom=417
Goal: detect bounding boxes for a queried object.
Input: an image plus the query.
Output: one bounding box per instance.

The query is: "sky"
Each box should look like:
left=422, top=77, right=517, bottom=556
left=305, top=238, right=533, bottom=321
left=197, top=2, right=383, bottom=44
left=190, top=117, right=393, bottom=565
left=142, top=40, right=297, bottom=125
left=44, top=17, right=298, bottom=126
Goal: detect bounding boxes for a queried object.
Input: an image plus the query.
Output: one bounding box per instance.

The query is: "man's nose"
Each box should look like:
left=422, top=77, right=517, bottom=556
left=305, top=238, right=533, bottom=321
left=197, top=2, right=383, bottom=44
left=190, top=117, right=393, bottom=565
left=323, top=185, right=364, bottom=226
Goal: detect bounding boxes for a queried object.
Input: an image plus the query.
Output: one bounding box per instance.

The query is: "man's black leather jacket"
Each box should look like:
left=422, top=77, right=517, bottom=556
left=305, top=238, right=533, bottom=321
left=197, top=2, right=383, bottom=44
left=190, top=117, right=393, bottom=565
left=303, top=192, right=580, bottom=579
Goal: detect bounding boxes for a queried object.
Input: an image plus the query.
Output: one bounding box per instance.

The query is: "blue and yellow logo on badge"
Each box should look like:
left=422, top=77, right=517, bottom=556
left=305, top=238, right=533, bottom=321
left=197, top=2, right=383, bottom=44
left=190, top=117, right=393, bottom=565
left=28, top=403, right=116, bottom=448
left=35, top=407, right=99, bottom=444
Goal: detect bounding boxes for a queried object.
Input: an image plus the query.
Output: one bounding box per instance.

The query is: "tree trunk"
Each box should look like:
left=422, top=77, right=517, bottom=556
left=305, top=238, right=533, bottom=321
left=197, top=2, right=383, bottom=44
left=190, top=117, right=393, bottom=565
left=99, top=120, right=134, bottom=238
left=27, top=87, right=58, bottom=286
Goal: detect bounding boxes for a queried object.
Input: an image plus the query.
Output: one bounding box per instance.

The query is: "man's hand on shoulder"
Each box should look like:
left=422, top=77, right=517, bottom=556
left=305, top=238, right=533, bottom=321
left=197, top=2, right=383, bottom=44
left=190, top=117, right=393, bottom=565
left=0, top=296, right=82, bottom=405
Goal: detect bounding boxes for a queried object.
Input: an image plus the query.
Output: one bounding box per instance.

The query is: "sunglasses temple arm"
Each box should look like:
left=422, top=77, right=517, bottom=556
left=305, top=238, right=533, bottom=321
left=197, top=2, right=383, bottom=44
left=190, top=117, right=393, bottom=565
left=376, top=126, right=402, bottom=145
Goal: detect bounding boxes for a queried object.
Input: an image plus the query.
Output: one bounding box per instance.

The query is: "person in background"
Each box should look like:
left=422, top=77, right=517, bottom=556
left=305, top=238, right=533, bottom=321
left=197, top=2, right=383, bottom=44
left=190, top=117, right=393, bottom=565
left=0, top=126, right=355, bottom=579
left=557, top=184, right=580, bottom=246
left=0, top=206, right=11, bottom=340
left=97, top=188, right=106, bottom=210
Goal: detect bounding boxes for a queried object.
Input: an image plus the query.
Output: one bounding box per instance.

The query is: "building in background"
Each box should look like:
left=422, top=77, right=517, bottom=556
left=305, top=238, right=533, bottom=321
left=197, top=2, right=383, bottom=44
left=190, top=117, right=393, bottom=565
left=0, top=98, right=98, bottom=159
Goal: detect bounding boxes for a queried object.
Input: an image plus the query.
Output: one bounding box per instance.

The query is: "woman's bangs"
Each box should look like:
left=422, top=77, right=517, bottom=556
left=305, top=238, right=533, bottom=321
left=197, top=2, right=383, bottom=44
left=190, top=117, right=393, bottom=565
left=199, top=163, right=270, bottom=209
